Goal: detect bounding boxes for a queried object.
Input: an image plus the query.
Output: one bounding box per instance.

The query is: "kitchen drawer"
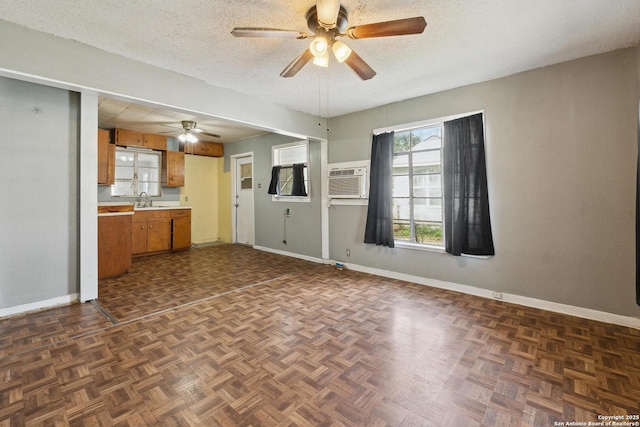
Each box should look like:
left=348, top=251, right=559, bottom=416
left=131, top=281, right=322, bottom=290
left=133, top=209, right=171, bottom=220
left=98, top=204, right=133, bottom=214
left=171, top=209, right=191, bottom=218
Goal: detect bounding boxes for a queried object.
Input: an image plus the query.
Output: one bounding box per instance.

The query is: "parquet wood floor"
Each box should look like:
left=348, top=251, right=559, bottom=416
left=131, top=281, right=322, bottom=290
left=1, top=244, right=639, bottom=426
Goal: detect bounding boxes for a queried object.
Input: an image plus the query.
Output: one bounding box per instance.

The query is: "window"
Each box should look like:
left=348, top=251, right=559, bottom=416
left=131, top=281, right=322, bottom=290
left=111, top=147, right=161, bottom=197
left=393, top=124, right=444, bottom=247
left=271, top=141, right=309, bottom=199
left=369, top=111, right=493, bottom=254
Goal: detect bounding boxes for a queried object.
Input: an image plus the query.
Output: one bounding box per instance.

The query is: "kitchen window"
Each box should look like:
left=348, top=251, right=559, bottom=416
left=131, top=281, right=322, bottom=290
left=111, top=147, right=161, bottom=197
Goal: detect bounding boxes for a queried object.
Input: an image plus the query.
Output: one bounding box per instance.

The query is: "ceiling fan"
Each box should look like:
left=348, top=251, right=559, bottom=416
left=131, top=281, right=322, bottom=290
left=167, top=121, right=221, bottom=143
left=231, top=0, right=427, bottom=80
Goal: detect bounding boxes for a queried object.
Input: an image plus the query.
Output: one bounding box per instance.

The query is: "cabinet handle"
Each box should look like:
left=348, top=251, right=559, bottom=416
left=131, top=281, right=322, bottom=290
left=141, top=226, right=145, bottom=229
left=149, top=225, right=153, bottom=229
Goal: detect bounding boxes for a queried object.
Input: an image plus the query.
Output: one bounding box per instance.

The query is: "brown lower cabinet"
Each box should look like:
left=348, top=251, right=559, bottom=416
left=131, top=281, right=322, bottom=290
left=132, top=208, right=191, bottom=256
left=171, top=209, right=191, bottom=250
left=98, top=209, right=133, bottom=279
left=98, top=215, right=132, bottom=279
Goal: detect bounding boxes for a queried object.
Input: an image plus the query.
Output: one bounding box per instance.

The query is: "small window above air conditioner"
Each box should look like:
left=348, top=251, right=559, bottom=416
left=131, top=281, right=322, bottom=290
left=328, top=165, right=368, bottom=199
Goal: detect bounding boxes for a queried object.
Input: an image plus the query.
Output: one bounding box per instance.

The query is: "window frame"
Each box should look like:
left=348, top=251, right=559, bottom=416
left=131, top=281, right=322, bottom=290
left=271, top=140, right=310, bottom=202
left=374, top=110, right=485, bottom=253
left=393, top=125, right=445, bottom=250
left=111, top=147, right=162, bottom=197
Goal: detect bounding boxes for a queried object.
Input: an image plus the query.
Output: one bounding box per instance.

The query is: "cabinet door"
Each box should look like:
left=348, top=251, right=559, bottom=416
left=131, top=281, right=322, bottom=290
left=98, top=215, right=132, bottom=279
left=147, top=218, right=172, bottom=252
left=143, top=133, right=167, bottom=151
left=208, top=142, right=223, bottom=157
left=163, top=151, right=185, bottom=187
left=132, top=219, right=148, bottom=255
left=106, top=143, right=116, bottom=185
left=97, top=129, right=113, bottom=185
left=172, top=216, right=191, bottom=250
left=190, top=141, right=223, bottom=157
left=115, top=128, right=144, bottom=147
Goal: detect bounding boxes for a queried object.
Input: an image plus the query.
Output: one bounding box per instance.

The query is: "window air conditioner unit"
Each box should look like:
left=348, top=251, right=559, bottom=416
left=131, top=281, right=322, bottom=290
left=328, top=166, right=368, bottom=199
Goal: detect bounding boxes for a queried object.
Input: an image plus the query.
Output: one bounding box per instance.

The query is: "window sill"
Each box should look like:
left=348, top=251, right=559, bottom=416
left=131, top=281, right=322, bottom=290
left=394, top=241, right=446, bottom=253
left=394, top=241, right=493, bottom=259
left=271, top=196, right=310, bottom=203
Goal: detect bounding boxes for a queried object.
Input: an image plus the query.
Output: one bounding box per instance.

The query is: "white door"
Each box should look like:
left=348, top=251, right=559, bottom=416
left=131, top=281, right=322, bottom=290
left=234, top=155, right=254, bottom=245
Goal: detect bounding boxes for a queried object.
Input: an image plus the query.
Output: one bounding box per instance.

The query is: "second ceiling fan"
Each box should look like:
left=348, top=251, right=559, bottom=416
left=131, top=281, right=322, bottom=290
left=231, top=0, right=427, bottom=80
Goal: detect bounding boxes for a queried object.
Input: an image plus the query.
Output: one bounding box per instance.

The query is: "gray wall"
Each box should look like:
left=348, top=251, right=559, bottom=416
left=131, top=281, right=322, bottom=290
left=328, top=47, right=640, bottom=317
left=225, top=134, right=323, bottom=259
left=0, top=77, right=78, bottom=308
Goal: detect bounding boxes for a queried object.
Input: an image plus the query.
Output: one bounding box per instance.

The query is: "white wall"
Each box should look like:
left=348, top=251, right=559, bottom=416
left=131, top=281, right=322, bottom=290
left=0, top=77, right=79, bottom=308
left=328, top=48, right=640, bottom=318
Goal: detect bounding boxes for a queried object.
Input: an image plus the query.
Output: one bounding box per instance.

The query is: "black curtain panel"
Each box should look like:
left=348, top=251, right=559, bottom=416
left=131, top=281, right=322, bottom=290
left=267, top=165, right=281, bottom=195
left=443, top=113, right=495, bottom=256
left=636, top=100, right=640, bottom=306
left=364, top=131, right=395, bottom=248
left=291, top=163, right=307, bottom=197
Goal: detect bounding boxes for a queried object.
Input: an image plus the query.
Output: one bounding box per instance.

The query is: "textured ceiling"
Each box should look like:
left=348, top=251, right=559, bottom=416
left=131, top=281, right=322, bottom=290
left=1, top=0, right=639, bottom=139
left=96, top=96, right=267, bottom=143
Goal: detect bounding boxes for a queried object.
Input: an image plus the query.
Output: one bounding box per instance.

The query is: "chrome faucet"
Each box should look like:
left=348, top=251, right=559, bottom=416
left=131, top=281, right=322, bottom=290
left=137, top=191, right=150, bottom=207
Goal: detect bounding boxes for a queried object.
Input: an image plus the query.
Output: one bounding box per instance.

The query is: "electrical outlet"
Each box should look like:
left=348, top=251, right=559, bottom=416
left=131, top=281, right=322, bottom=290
left=346, top=249, right=350, bottom=257
left=185, top=196, right=189, bottom=202
left=492, top=291, right=503, bottom=300
left=285, top=208, right=291, bottom=217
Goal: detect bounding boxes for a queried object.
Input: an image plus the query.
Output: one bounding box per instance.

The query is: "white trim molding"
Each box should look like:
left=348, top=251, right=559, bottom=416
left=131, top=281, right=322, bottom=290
left=342, top=262, right=640, bottom=330
left=0, top=294, right=79, bottom=318
left=254, top=245, right=325, bottom=265
left=254, top=249, right=640, bottom=329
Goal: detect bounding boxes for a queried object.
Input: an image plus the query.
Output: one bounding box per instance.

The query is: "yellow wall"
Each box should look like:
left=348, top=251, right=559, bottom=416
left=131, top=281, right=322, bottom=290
left=181, top=155, right=220, bottom=244
left=217, top=162, right=232, bottom=243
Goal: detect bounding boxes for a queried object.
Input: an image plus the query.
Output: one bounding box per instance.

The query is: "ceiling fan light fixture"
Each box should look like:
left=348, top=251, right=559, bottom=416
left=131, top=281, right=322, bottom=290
left=316, top=0, right=340, bottom=29
left=313, top=51, right=330, bottom=67
left=332, top=40, right=352, bottom=63
left=309, top=35, right=329, bottom=58
left=178, top=132, right=198, bottom=143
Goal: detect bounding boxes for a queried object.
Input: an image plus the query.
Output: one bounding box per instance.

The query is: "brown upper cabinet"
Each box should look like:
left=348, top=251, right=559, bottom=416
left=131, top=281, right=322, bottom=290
left=143, top=133, right=168, bottom=151
left=97, top=128, right=115, bottom=185
left=186, top=141, right=223, bottom=157
left=162, top=151, right=185, bottom=187
left=114, top=128, right=167, bottom=151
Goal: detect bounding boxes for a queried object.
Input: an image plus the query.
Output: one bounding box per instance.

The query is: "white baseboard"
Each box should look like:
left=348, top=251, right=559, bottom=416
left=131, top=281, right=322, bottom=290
left=255, top=247, right=640, bottom=330
left=0, top=293, right=79, bottom=318
left=4, top=253, right=639, bottom=330
left=341, top=262, right=640, bottom=330
left=253, top=245, right=325, bottom=264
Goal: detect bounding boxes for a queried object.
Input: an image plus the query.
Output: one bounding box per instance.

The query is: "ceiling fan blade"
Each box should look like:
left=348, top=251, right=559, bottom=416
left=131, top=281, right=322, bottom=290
left=346, top=16, right=427, bottom=39
left=231, top=27, right=309, bottom=39
left=280, top=49, right=314, bottom=78
left=344, top=50, right=376, bottom=80
left=316, top=0, right=341, bottom=29
left=193, top=129, right=221, bottom=139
